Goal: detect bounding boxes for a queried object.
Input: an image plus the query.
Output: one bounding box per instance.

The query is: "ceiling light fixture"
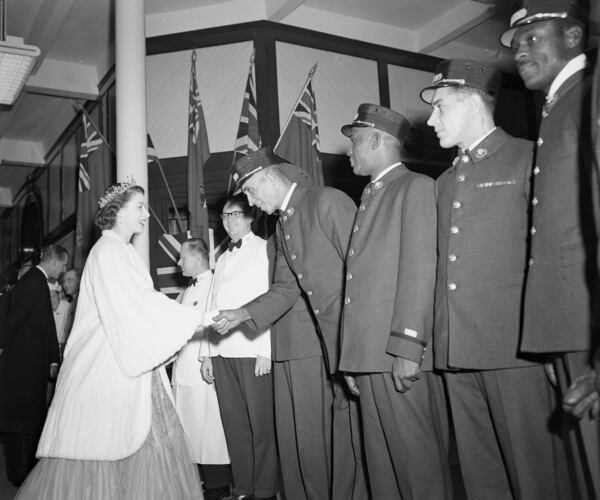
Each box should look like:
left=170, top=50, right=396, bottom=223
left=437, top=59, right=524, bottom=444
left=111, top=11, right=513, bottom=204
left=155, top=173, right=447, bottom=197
left=0, top=0, right=40, bottom=105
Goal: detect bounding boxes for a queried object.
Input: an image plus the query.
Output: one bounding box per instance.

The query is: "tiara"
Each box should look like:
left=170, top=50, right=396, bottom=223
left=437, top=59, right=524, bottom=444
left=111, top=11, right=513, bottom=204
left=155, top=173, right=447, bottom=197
left=98, top=176, right=137, bottom=208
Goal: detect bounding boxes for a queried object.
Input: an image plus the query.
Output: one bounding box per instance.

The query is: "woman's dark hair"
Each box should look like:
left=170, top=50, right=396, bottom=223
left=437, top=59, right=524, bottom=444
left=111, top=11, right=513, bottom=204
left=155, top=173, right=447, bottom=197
left=224, top=194, right=255, bottom=221
left=94, top=184, right=145, bottom=230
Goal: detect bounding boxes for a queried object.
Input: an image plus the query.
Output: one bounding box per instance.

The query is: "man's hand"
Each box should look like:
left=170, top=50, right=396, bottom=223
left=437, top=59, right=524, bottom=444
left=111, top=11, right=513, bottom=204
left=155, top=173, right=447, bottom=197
left=563, top=370, right=600, bottom=420
left=344, top=374, right=360, bottom=397
left=213, top=308, right=251, bottom=334
left=200, top=357, right=214, bottom=384
left=392, top=357, right=420, bottom=393
left=255, top=355, right=272, bottom=377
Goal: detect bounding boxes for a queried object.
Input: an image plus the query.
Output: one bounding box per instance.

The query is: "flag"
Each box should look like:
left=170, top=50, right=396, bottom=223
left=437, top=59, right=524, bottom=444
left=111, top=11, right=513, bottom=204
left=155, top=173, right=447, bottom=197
left=274, top=65, right=324, bottom=187
left=78, top=114, right=103, bottom=192
left=233, top=52, right=260, bottom=161
left=156, top=232, right=189, bottom=297
left=187, top=49, right=211, bottom=241
left=147, top=134, right=158, bottom=164
left=74, top=109, right=114, bottom=267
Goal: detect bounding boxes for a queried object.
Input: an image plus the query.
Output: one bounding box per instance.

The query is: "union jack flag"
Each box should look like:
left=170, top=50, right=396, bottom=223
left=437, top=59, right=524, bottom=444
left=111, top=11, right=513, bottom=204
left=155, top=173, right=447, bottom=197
left=234, top=52, right=260, bottom=160
left=274, top=63, right=324, bottom=187
left=78, top=114, right=102, bottom=192
left=187, top=48, right=211, bottom=240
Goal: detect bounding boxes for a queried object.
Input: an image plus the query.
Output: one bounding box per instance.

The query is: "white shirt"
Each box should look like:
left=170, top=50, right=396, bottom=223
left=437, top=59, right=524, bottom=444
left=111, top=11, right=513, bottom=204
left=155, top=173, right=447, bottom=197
left=467, top=127, right=497, bottom=152
left=173, top=269, right=213, bottom=386
left=201, top=232, right=270, bottom=359
left=53, top=299, right=71, bottom=344
left=547, top=53, right=588, bottom=103
left=36, top=265, right=48, bottom=280
left=37, top=230, right=206, bottom=460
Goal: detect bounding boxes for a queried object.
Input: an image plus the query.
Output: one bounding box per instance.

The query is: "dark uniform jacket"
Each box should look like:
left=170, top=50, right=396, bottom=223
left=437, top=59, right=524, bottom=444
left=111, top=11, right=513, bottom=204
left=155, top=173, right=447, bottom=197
left=339, top=165, right=436, bottom=373
left=0, top=267, right=60, bottom=434
left=434, top=128, right=537, bottom=370
left=266, top=235, right=322, bottom=361
left=246, top=185, right=356, bottom=373
left=521, top=68, right=600, bottom=354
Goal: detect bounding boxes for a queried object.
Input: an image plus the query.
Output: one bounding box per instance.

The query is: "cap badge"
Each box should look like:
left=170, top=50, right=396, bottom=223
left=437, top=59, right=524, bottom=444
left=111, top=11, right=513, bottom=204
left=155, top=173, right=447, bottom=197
left=286, top=208, right=294, bottom=215
left=374, top=181, right=383, bottom=190
left=432, top=73, right=443, bottom=84
left=233, top=172, right=239, bottom=181
left=475, top=147, right=487, bottom=158
left=510, top=8, right=527, bottom=26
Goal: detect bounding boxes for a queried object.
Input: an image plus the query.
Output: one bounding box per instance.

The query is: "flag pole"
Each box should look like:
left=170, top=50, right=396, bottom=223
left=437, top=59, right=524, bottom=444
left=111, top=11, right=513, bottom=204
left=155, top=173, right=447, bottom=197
left=274, top=62, right=318, bottom=151
left=151, top=149, right=185, bottom=233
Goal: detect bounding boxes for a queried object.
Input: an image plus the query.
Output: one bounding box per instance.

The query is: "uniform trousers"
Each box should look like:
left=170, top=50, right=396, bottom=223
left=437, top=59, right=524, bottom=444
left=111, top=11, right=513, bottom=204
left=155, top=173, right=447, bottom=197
left=444, top=366, right=565, bottom=500
left=273, top=356, right=332, bottom=500
left=355, top=371, right=451, bottom=500
left=273, top=357, right=368, bottom=500
left=555, top=351, right=600, bottom=500
left=212, top=356, right=279, bottom=498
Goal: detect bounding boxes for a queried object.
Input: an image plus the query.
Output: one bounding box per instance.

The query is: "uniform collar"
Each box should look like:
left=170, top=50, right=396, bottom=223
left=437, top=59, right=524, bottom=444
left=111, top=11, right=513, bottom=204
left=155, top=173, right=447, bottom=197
left=280, top=182, right=298, bottom=212
left=546, top=53, right=587, bottom=105
left=453, top=127, right=510, bottom=166
left=280, top=184, right=309, bottom=219
left=371, top=162, right=402, bottom=183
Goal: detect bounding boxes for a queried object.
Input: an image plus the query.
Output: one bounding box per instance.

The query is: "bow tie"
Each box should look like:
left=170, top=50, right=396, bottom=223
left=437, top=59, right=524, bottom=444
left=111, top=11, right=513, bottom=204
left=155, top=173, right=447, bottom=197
left=189, top=277, right=198, bottom=287
left=228, top=239, right=242, bottom=252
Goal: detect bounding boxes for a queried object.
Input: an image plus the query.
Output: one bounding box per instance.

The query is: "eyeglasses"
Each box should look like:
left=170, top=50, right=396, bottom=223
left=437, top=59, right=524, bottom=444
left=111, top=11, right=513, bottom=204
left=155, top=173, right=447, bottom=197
left=220, top=211, right=245, bottom=220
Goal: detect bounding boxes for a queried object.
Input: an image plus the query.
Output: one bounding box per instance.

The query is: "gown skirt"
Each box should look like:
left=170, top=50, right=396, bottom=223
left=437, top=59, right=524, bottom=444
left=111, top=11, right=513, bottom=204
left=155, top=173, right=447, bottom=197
left=15, top=371, right=204, bottom=500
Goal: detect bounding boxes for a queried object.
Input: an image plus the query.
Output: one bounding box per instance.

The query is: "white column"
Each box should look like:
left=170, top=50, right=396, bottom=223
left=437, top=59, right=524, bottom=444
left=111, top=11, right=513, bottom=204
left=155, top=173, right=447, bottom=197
left=115, top=0, right=149, bottom=265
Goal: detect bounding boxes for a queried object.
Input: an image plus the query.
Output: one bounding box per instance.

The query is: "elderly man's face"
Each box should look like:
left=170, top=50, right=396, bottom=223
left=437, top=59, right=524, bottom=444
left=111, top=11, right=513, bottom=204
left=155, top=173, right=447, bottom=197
left=242, top=171, right=280, bottom=215
left=62, top=270, right=79, bottom=295
left=511, top=20, right=572, bottom=93
left=347, top=128, right=377, bottom=177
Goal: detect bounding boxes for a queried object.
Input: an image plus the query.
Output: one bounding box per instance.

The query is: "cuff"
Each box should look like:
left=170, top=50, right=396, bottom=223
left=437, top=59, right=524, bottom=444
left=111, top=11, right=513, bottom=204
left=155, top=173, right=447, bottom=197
left=386, top=330, right=427, bottom=365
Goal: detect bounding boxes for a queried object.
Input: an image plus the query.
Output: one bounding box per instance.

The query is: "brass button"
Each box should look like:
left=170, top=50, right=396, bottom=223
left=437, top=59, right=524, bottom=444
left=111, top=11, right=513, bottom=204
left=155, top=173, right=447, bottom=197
left=450, top=226, right=459, bottom=234
left=537, top=137, right=544, bottom=146
left=528, top=258, right=534, bottom=266
left=297, top=273, right=303, bottom=280
left=285, top=234, right=290, bottom=240
left=307, top=290, right=313, bottom=296
left=346, top=273, right=352, bottom=280
left=452, top=201, right=461, bottom=209
left=344, top=297, right=351, bottom=305
left=448, top=283, right=457, bottom=291
left=533, top=166, right=540, bottom=175
left=457, top=175, right=465, bottom=182
left=348, top=249, right=355, bottom=256
left=291, top=254, right=297, bottom=260
left=530, top=227, right=536, bottom=235
left=448, top=254, right=457, bottom=262
left=353, top=225, right=359, bottom=232
left=532, top=197, right=538, bottom=205
left=314, top=309, right=320, bottom=315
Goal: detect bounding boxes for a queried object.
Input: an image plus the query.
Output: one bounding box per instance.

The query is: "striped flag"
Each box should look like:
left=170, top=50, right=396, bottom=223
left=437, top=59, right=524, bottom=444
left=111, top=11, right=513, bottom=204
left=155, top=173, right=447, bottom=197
left=187, top=49, right=211, bottom=241
left=234, top=52, right=260, bottom=161
left=156, top=233, right=189, bottom=297
left=274, top=63, right=324, bottom=187
left=78, top=114, right=103, bottom=192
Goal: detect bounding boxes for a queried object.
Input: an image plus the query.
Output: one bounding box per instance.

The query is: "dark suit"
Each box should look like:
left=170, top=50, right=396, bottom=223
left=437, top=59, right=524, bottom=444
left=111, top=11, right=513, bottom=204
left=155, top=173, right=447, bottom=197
left=435, top=128, right=562, bottom=499
left=521, top=66, right=600, bottom=500
left=340, top=165, right=451, bottom=500
left=0, top=267, right=60, bottom=484
left=246, top=185, right=367, bottom=500
left=267, top=235, right=334, bottom=500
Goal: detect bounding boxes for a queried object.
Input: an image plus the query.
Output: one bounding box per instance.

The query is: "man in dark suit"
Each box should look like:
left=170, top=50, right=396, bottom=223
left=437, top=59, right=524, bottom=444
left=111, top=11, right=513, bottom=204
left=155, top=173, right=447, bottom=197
left=215, top=147, right=367, bottom=500
left=0, top=245, right=67, bottom=486
left=339, top=103, right=451, bottom=499
left=422, top=59, right=564, bottom=499
left=266, top=235, right=334, bottom=500
left=502, top=2, right=600, bottom=497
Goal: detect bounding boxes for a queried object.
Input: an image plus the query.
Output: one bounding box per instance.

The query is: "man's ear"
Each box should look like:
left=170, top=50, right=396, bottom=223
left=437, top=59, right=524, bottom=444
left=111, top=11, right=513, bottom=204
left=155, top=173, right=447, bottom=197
left=371, top=132, right=382, bottom=150
left=564, top=25, right=583, bottom=50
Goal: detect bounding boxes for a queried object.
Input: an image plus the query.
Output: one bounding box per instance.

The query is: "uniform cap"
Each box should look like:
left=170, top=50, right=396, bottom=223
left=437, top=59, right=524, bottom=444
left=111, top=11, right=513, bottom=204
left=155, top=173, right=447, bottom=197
left=500, top=0, right=589, bottom=47
left=420, top=59, right=502, bottom=104
left=341, top=103, right=410, bottom=141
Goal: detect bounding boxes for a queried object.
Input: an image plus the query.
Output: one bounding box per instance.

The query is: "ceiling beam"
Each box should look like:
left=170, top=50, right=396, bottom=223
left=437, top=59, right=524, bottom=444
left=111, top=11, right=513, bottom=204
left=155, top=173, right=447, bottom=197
left=416, top=0, right=496, bottom=54
left=25, top=58, right=99, bottom=100
left=265, top=0, right=306, bottom=22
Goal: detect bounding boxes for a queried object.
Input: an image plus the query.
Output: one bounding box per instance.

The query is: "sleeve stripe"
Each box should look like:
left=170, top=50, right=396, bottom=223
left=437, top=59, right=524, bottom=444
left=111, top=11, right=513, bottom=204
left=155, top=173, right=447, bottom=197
left=390, top=330, right=427, bottom=347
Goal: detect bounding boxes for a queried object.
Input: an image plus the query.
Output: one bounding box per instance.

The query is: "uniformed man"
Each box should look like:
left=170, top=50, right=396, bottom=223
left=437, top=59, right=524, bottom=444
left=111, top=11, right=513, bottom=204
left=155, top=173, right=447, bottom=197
left=214, top=147, right=367, bottom=500
left=339, top=103, right=452, bottom=499
left=501, top=2, right=600, bottom=497
left=422, top=59, right=565, bottom=499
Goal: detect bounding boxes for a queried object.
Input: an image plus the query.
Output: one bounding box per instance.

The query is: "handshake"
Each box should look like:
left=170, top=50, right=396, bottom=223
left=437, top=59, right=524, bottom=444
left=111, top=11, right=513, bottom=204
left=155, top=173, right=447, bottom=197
left=208, top=308, right=252, bottom=334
